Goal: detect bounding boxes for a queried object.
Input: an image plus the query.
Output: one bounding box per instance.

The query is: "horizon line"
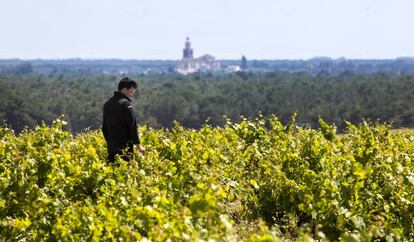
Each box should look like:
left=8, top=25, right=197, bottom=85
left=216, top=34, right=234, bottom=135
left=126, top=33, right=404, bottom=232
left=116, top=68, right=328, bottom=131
left=1, top=56, right=414, bottom=62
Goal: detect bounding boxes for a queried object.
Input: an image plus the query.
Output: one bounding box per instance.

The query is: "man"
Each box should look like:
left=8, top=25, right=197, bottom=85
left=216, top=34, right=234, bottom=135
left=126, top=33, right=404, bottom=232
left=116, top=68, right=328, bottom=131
left=102, top=77, right=145, bottom=162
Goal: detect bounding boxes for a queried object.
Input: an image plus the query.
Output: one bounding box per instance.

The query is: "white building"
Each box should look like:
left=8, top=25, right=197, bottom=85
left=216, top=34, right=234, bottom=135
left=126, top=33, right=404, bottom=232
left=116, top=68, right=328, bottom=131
left=176, top=37, right=221, bottom=75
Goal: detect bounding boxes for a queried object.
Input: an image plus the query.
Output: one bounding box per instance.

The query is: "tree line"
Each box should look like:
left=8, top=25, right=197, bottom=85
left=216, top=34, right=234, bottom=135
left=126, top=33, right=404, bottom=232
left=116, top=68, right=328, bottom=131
left=1, top=71, right=413, bottom=133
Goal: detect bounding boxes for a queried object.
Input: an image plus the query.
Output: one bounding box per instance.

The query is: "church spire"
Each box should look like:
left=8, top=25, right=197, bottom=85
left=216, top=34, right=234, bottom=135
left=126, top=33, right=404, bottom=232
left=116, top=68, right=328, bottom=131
left=183, top=37, right=194, bottom=59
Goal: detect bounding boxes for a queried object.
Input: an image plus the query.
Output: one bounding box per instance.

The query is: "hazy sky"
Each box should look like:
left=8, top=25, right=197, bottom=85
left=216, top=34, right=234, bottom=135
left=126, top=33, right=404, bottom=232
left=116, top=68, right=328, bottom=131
left=1, top=0, right=414, bottom=60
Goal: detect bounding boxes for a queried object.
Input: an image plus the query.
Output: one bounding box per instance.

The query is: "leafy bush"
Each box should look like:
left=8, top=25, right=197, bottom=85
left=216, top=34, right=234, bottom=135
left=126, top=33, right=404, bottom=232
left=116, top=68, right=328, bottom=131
left=0, top=117, right=413, bottom=241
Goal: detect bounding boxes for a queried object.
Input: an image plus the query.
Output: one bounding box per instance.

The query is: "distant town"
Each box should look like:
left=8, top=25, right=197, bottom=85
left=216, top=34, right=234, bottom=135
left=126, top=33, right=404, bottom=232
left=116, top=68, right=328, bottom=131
left=1, top=37, right=414, bottom=76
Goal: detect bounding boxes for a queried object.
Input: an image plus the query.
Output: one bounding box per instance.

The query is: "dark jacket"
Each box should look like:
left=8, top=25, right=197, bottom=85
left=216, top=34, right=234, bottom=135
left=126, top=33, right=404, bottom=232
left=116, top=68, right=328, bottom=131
left=102, top=91, right=140, bottom=154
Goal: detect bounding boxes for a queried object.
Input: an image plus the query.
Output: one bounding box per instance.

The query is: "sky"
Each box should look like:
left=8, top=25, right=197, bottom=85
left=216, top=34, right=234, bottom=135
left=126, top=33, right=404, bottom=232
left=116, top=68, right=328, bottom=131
left=1, top=0, right=414, bottom=60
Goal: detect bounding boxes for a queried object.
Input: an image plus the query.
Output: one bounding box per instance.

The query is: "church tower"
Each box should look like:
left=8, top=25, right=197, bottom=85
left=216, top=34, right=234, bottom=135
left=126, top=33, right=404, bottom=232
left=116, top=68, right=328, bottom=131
left=183, top=37, right=194, bottom=59
left=176, top=36, right=220, bottom=75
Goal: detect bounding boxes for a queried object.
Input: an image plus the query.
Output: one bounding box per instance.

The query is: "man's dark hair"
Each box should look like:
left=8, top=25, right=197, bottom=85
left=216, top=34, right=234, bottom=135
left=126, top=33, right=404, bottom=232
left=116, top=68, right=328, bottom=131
left=118, top=77, right=138, bottom=91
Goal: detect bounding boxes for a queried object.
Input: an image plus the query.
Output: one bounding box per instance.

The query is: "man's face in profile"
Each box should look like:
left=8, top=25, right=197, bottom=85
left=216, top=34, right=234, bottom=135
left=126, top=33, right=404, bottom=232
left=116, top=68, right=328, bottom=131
left=125, top=87, right=136, bottom=98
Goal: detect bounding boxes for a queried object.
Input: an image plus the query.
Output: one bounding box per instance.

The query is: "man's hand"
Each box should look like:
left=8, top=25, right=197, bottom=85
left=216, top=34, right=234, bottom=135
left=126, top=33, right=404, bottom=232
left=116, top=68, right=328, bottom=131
left=137, top=144, right=146, bottom=155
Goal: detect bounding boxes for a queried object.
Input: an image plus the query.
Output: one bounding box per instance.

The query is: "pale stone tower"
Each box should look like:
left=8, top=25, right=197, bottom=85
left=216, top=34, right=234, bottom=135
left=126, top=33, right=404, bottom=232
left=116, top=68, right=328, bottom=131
left=183, top=37, right=194, bottom=59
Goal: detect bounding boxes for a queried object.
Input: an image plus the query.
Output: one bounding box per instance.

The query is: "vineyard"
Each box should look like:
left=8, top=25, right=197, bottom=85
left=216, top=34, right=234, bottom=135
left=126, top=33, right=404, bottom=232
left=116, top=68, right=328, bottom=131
left=0, top=116, right=413, bottom=241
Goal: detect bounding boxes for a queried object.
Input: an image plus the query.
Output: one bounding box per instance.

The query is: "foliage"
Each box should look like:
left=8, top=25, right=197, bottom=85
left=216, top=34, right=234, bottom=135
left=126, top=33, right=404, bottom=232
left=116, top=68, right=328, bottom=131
left=1, top=71, right=414, bottom=133
left=1, top=117, right=413, bottom=241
